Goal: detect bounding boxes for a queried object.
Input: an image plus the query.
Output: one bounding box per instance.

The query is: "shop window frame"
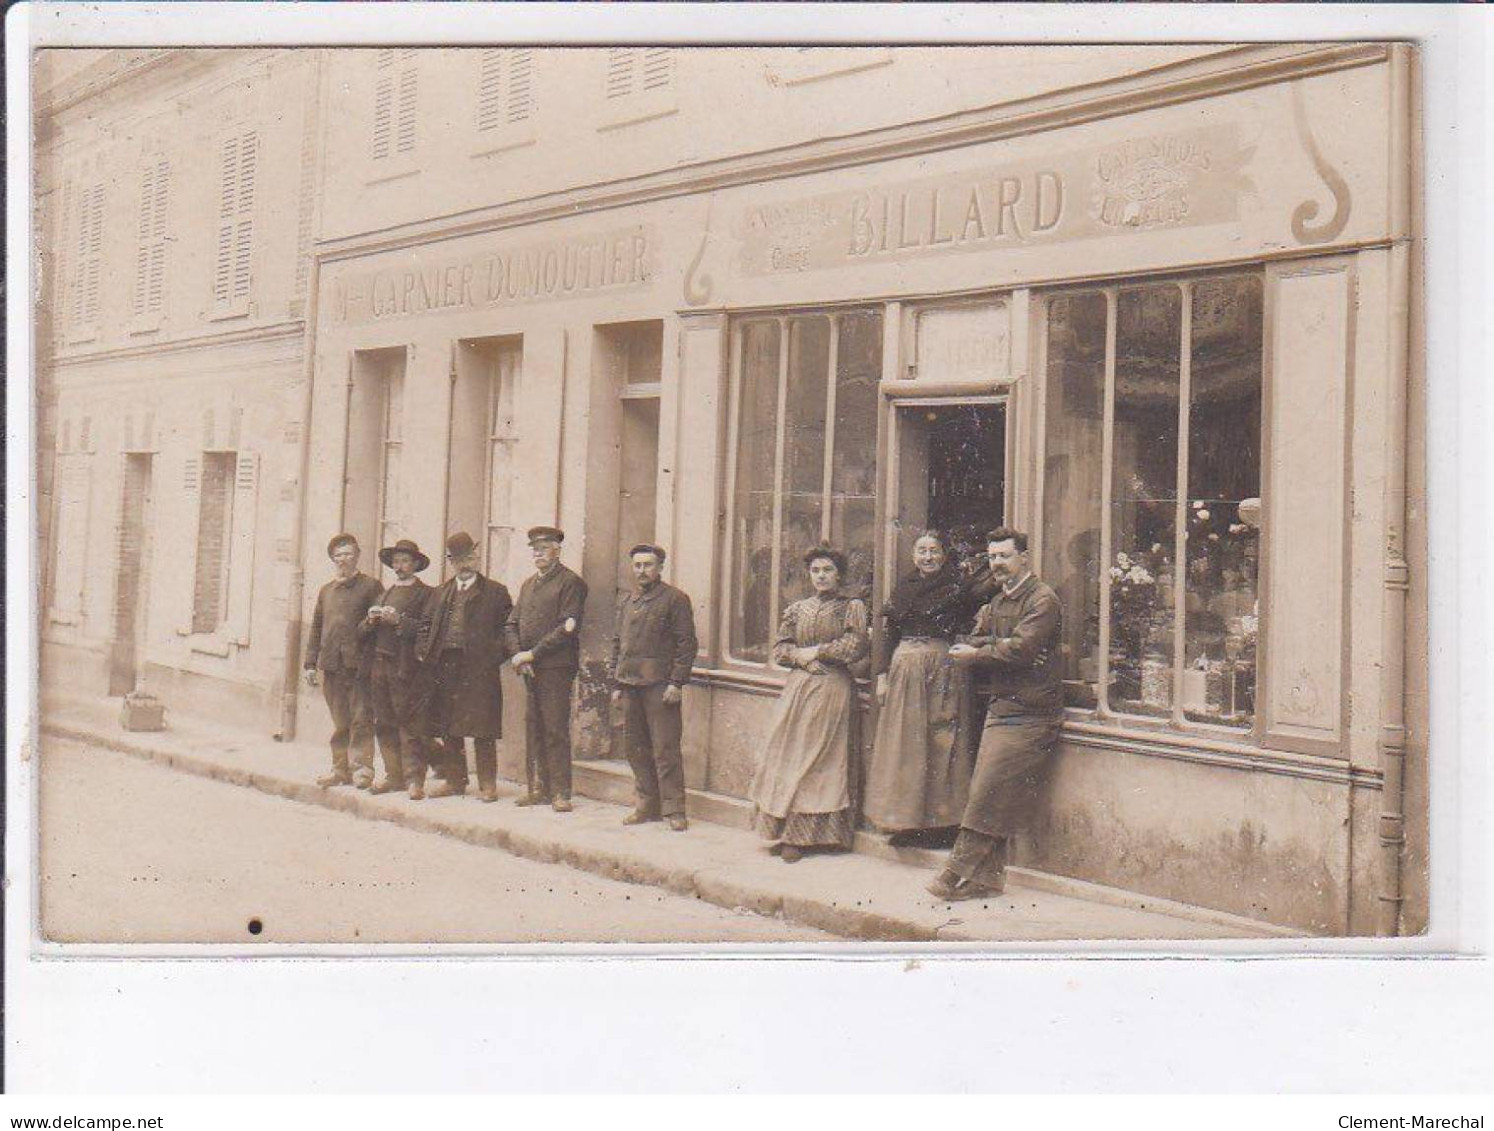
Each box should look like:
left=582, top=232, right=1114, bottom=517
left=719, top=304, right=883, bottom=678
left=1033, top=268, right=1268, bottom=746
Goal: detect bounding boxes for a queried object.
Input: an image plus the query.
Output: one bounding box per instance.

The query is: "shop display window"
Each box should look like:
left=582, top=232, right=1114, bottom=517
left=1041, top=274, right=1263, bottom=730
left=728, top=309, right=882, bottom=666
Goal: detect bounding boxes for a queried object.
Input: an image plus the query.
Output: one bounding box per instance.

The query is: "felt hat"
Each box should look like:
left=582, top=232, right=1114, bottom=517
left=378, top=538, right=430, bottom=572
left=445, top=531, right=478, bottom=560
left=526, top=525, right=565, bottom=546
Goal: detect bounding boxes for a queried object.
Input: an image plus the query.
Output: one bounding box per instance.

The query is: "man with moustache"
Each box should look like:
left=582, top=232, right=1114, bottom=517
left=416, top=532, right=514, bottom=802
left=932, top=527, right=1064, bottom=902
left=361, top=538, right=436, bottom=798
left=610, top=544, right=698, bottom=832
left=505, top=526, right=588, bottom=812
left=304, top=534, right=384, bottom=789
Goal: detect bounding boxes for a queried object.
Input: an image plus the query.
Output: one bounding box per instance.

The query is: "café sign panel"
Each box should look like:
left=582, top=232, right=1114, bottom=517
left=735, top=125, right=1253, bottom=277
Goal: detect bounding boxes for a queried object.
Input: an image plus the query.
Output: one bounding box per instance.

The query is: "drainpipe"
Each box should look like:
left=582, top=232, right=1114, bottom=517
left=276, top=51, right=328, bottom=744
left=1375, top=46, right=1414, bottom=936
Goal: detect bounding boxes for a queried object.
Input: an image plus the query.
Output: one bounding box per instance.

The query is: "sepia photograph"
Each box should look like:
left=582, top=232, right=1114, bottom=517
left=30, top=37, right=1432, bottom=949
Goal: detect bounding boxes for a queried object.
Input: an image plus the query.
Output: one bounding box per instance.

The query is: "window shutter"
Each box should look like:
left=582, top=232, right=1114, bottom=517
left=641, top=48, right=672, bottom=92
left=477, top=50, right=504, bottom=133
left=605, top=48, right=636, bottom=100
left=178, top=455, right=201, bottom=634
left=214, top=136, right=239, bottom=304
left=225, top=451, right=259, bottom=646
left=134, top=160, right=169, bottom=316
left=507, top=50, right=535, bottom=124
left=396, top=67, right=417, bottom=155
left=372, top=70, right=394, bottom=159
left=134, top=166, right=153, bottom=316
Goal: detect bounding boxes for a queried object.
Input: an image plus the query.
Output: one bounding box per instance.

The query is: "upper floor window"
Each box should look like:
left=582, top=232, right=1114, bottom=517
left=68, top=179, right=105, bottom=331
left=372, top=49, right=419, bottom=163
left=213, top=131, right=258, bottom=311
left=599, top=47, right=676, bottom=130
left=133, top=158, right=170, bottom=320
left=1039, top=273, right=1264, bottom=732
left=478, top=49, right=535, bottom=132
left=726, top=309, right=882, bottom=666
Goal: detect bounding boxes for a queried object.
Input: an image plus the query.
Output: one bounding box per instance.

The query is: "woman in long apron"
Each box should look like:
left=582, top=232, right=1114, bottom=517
left=748, top=547, right=870, bottom=864
left=865, top=531, right=985, bottom=847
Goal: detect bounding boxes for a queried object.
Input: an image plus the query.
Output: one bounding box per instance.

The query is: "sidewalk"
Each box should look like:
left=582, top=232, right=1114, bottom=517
left=38, top=694, right=1297, bottom=943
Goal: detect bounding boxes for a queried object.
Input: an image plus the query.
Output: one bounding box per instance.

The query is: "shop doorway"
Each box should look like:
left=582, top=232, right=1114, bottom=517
left=890, top=400, right=1008, bottom=577
left=108, top=453, right=154, bottom=696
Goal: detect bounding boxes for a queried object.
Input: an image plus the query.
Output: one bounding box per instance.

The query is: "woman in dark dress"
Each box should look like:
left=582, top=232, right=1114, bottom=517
left=865, top=530, right=986, bottom=847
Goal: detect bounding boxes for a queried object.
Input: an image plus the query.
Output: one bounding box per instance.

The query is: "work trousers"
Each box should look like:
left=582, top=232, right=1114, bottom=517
left=368, top=654, right=416, bottom=785
left=441, top=736, right=498, bottom=792
left=321, top=670, right=374, bottom=777
left=947, top=830, right=1009, bottom=890
left=524, top=667, right=575, bottom=801
left=619, top=683, right=685, bottom=817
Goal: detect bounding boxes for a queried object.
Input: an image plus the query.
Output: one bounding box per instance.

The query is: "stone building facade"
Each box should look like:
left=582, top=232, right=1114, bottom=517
left=36, top=45, right=1429, bottom=935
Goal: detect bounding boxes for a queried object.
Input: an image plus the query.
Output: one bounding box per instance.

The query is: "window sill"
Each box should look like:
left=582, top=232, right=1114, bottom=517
left=471, top=134, right=536, bottom=160
left=597, top=104, right=678, bottom=133
left=128, top=313, right=163, bottom=337
left=47, top=608, right=82, bottom=627
left=365, top=163, right=420, bottom=187
left=208, top=299, right=253, bottom=323
left=766, top=49, right=894, bottom=87
left=65, top=326, right=100, bottom=346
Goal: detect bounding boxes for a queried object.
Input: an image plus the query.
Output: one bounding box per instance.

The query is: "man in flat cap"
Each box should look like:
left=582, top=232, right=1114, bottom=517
left=361, top=538, right=435, bottom=797
left=505, top=525, right=588, bottom=811
left=304, top=534, right=383, bottom=789
left=416, top=532, right=514, bottom=802
left=610, top=544, right=698, bottom=832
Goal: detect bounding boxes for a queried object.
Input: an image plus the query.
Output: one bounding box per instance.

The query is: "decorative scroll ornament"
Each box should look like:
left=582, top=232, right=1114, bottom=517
left=683, top=196, right=715, bottom=307
left=1290, top=82, right=1352, bottom=244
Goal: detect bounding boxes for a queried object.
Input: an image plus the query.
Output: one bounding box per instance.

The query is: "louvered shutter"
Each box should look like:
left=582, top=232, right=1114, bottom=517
left=605, top=48, right=635, bottom=100
left=476, top=50, right=504, bottom=133
left=508, top=50, right=534, bottom=124
left=225, top=451, right=259, bottom=646
left=178, top=455, right=201, bottom=634
left=214, top=136, right=239, bottom=304
left=641, top=48, right=672, bottom=92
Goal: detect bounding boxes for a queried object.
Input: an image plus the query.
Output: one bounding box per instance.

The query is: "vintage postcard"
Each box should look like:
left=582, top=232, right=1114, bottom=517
left=31, top=40, right=1430, bottom=948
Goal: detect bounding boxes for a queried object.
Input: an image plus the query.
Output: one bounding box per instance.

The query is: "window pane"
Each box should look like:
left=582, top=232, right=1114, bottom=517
left=1108, top=285, right=1181, bottom=718
left=1183, top=275, right=1263, bottom=726
left=779, top=317, right=831, bottom=614
left=829, top=310, right=882, bottom=601
left=1041, top=292, right=1107, bottom=708
left=730, top=320, right=781, bottom=662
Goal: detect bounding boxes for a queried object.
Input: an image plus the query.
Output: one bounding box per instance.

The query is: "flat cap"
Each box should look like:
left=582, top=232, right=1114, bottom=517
left=628, top=543, right=667, bottom=563
left=527, top=525, right=565, bottom=545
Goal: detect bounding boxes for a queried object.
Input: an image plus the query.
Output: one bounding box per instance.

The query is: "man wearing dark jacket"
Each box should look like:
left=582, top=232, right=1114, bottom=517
left=505, top=526, right=587, bottom=812
left=304, top=533, right=384, bottom=789
left=610, top=544, right=698, bottom=832
left=416, top=532, right=514, bottom=802
left=931, top=527, right=1064, bottom=902
left=361, top=538, right=436, bottom=798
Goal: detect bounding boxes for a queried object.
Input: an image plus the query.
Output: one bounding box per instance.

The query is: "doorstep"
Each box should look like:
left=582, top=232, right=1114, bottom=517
left=36, top=693, right=1300, bottom=943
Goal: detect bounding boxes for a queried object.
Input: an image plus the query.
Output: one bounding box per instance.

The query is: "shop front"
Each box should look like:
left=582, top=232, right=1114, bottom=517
left=301, top=43, right=1421, bottom=934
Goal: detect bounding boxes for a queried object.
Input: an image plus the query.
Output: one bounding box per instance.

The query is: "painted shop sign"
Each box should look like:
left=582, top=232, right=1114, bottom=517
left=330, top=224, right=655, bottom=324
left=734, top=125, right=1253, bottom=277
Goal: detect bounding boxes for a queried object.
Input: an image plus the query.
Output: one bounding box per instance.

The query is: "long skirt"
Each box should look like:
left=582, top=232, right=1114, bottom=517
left=748, top=667, right=857, bottom=849
left=863, top=639, right=973, bottom=833
left=960, top=711, right=1063, bottom=839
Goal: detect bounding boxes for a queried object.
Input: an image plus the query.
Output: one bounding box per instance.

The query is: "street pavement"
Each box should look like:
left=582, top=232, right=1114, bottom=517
left=39, top=737, right=834, bottom=944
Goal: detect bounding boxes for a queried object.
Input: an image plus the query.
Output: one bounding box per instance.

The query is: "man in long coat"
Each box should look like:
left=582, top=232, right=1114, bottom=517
left=931, top=527, right=1064, bottom=901
left=304, top=533, right=383, bottom=789
left=610, top=543, right=698, bottom=831
left=505, top=525, right=588, bottom=812
left=361, top=538, right=436, bottom=798
left=416, top=532, right=514, bottom=802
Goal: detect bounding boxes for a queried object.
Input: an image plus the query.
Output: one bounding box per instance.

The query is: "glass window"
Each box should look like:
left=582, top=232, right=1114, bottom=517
left=729, top=309, right=882, bottom=665
left=1041, top=273, right=1263, bottom=731
left=1040, top=292, right=1106, bottom=708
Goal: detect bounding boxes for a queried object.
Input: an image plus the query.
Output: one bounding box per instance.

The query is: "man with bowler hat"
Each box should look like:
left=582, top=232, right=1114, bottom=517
left=611, top=544, right=698, bottom=831
left=304, top=533, right=383, bottom=789
left=362, top=538, right=435, bottom=797
left=416, top=532, right=514, bottom=802
left=505, top=525, right=587, bottom=811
